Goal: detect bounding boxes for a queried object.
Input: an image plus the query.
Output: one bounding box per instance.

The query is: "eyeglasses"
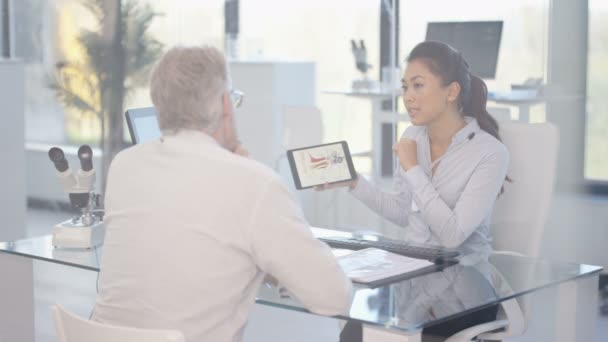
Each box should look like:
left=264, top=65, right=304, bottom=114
left=230, top=89, right=244, bottom=108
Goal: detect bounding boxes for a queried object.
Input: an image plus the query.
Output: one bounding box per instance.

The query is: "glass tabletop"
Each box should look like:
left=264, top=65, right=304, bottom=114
left=0, top=228, right=602, bottom=334
left=0, top=235, right=101, bottom=272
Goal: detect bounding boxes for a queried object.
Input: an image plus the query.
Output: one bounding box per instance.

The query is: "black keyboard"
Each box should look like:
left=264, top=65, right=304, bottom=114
left=319, top=236, right=460, bottom=263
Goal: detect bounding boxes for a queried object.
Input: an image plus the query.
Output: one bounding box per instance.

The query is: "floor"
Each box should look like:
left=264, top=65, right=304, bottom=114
left=25, top=208, right=608, bottom=342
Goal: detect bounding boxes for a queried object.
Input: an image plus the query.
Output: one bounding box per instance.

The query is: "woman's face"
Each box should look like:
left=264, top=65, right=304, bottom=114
left=402, top=59, right=458, bottom=126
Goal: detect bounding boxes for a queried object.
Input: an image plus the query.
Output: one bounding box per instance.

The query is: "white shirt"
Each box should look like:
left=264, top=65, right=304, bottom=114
left=93, top=131, right=352, bottom=342
left=351, top=118, right=509, bottom=254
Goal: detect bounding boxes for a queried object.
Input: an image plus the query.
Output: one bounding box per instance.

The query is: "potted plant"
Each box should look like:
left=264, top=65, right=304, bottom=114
left=49, top=0, right=163, bottom=193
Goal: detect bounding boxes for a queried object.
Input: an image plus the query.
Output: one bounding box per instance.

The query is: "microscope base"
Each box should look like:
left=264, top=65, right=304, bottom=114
left=52, top=219, right=105, bottom=249
left=352, top=79, right=379, bottom=91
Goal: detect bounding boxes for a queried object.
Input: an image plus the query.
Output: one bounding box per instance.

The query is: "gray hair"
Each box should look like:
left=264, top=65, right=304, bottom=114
left=150, top=46, right=227, bottom=134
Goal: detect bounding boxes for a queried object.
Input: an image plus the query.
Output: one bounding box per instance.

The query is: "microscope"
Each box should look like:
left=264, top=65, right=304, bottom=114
left=48, top=145, right=105, bottom=249
left=350, top=39, right=378, bottom=91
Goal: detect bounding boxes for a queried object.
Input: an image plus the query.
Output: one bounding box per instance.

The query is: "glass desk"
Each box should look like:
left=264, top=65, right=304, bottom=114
left=0, top=228, right=602, bottom=342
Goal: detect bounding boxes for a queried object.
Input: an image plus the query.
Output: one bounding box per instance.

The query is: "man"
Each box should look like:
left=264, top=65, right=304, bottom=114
left=92, top=46, right=352, bottom=341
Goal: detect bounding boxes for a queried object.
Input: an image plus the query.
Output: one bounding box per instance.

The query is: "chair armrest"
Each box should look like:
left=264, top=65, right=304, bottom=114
left=445, top=297, right=526, bottom=342
left=350, top=150, right=372, bottom=157
left=444, top=319, right=508, bottom=342
left=493, top=250, right=526, bottom=257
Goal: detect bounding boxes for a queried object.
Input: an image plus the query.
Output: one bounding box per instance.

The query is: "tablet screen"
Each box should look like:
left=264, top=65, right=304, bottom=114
left=131, top=114, right=161, bottom=144
left=287, top=141, right=357, bottom=189
left=125, top=107, right=161, bottom=145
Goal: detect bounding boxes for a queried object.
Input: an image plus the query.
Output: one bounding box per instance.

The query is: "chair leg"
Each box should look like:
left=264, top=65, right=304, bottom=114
left=600, top=284, right=608, bottom=316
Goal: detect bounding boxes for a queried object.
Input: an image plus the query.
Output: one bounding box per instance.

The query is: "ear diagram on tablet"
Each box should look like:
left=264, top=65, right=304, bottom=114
left=288, top=141, right=357, bottom=189
left=294, top=145, right=352, bottom=185
left=306, top=150, right=345, bottom=171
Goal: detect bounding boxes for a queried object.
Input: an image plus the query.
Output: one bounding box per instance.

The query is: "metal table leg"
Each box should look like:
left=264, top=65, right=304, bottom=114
left=363, top=324, right=422, bottom=342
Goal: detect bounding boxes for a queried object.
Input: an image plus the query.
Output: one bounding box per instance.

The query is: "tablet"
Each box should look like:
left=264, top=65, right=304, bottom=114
left=287, top=141, right=357, bottom=190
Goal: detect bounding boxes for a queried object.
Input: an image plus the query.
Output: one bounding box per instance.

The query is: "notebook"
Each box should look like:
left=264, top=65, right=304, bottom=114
left=336, top=248, right=441, bottom=288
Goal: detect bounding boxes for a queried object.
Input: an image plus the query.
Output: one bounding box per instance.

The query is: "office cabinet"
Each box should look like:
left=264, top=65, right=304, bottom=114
left=0, top=60, right=26, bottom=240
left=230, top=60, right=315, bottom=167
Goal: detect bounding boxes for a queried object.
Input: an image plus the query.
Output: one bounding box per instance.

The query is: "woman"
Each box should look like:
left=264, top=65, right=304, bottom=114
left=333, top=41, right=510, bottom=341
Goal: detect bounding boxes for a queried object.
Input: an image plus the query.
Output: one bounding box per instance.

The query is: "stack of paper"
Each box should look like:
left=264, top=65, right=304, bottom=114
left=337, top=248, right=434, bottom=284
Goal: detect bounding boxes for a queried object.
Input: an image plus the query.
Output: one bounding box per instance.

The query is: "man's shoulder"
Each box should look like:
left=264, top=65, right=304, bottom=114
left=227, top=154, right=283, bottom=184
left=110, top=141, right=284, bottom=189
left=110, top=142, right=153, bottom=167
left=109, top=145, right=137, bottom=168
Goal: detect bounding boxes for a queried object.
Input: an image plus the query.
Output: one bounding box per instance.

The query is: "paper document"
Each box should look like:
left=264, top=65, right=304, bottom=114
left=337, top=248, right=434, bottom=284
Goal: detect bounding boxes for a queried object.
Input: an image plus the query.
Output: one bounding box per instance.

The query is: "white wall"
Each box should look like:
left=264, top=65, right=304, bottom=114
left=542, top=193, right=608, bottom=269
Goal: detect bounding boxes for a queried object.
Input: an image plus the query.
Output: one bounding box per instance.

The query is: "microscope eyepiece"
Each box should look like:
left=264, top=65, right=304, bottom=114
left=77, top=145, right=94, bottom=172
left=48, top=147, right=69, bottom=172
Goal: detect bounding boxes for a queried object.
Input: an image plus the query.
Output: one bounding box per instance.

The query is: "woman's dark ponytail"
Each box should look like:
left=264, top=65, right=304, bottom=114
left=466, top=75, right=500, bottom=142
left=464, top=74, right=511, bottom=192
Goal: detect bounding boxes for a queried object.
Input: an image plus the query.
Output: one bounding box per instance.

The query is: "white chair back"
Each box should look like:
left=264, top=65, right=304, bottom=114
left=487, top=106, right=512, bottom=122
left=446, top=122, right=559, bottom=342
left=491, top=121, right=559, bottom=258
left=52, top=305, right=185, bottom=342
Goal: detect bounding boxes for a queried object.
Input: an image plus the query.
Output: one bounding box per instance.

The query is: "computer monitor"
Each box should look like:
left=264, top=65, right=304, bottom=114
left=125, top=107, right=161, bottom=145
left=425, top=21, right=503, bottom=79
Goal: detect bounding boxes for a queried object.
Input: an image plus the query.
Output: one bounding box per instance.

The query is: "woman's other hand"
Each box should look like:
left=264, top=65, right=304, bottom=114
left=393, top=138, right=418, bottom=171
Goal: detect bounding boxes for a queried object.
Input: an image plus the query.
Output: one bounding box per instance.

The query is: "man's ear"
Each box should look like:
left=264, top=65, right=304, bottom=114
left=222, top=92, right=232, bottom=120
left=447, top=81, right=461, bottom=103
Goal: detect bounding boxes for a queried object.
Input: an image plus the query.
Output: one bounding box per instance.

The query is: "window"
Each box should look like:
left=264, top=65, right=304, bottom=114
left=16, top=0, right=224, bottom=146
left=585, top=0, right=608, bottom=184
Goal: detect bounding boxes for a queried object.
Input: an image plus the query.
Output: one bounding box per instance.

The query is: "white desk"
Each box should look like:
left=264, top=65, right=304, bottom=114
left=488, top=90, right=584, bottom=123
left=488, top=91, right=545, bottom=123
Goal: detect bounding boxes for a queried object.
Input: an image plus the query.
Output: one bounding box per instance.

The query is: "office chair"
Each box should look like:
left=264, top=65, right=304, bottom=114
left=52, top=305, right=185, bottom=342
left=445, top=121, right=560, bottom=342
left=491, top=121, right=559, bottom=258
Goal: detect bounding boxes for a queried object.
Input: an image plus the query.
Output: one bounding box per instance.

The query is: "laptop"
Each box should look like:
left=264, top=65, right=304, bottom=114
left=125, top=107, right=161, bottom=145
